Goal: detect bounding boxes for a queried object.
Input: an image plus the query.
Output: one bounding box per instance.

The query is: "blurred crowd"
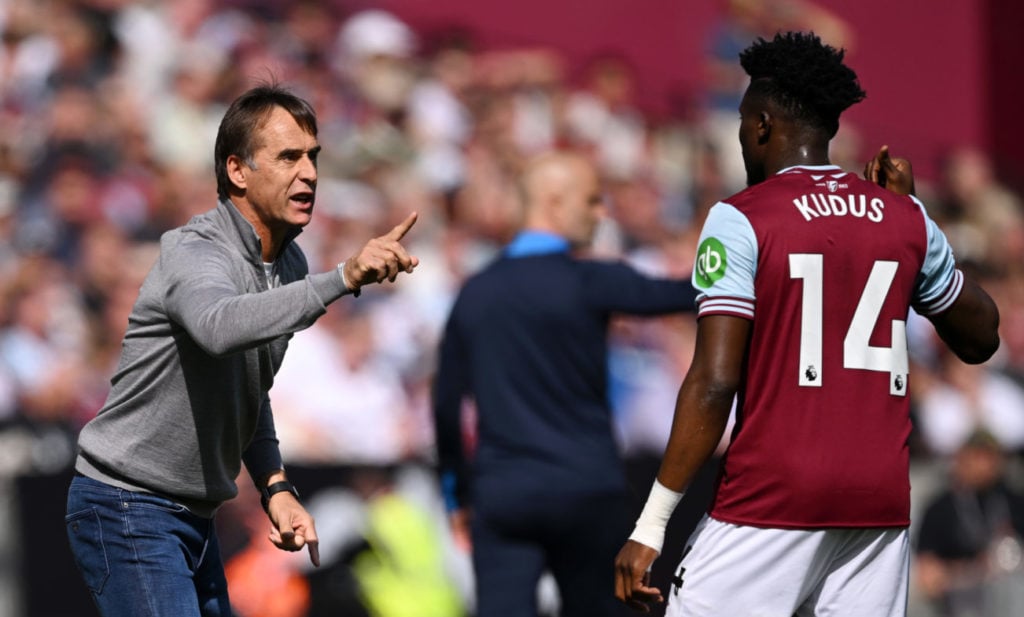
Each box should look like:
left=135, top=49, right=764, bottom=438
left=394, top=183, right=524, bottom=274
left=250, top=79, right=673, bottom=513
left=1, top=1, right=1023, bottom=616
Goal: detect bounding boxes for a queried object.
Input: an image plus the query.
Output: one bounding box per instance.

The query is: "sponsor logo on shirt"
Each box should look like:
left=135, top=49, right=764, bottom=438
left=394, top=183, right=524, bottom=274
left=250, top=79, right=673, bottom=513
left=695, top=237, right=727, bottom=288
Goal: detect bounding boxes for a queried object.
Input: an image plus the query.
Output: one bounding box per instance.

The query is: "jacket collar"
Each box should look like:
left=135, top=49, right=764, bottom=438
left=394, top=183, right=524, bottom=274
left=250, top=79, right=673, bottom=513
left=217, top=198, right=303, bottom=263
left=505, top=230, right=571, bottom=257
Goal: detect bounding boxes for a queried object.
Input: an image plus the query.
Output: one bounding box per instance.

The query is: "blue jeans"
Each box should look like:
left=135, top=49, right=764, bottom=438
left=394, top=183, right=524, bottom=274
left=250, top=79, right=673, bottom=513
left=65, top=474, right=232, bottom=617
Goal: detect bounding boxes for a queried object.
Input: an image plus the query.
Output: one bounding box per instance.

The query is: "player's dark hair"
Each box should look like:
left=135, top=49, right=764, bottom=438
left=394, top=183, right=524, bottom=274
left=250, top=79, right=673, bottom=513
left=214, top=83, right=318, bottom=200
left=739, top=31, right=865, bottom=138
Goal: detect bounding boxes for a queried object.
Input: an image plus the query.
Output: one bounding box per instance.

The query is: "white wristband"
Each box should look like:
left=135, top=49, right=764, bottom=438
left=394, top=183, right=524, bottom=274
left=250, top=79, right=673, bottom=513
left=628, top=479, right=684, bottom=555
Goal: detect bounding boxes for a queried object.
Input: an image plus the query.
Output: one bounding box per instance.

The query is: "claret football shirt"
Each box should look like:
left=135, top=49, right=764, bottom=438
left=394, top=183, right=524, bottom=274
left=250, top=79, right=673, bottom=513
left=692, top=165, right=961, bottom=528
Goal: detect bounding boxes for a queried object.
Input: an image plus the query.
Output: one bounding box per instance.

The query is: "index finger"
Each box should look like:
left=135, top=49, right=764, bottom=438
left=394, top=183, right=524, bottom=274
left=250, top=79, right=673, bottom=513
left=308, top=540, right=320, bottom=567
left=877, top=145, right=902, bottom=175
left=876, top=144, right=891, bottom=165
left=385, top=211, right=418, bottom=241
left=865, top=145, right=891, bottom=186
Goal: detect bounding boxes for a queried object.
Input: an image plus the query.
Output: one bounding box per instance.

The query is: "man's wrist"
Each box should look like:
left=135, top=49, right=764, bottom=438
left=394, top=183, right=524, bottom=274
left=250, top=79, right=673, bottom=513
left=337, top=261, right=360, bottom=297
left=260, top=480, right=300, bottom=513
left=628, top=479, right=684, bottom=554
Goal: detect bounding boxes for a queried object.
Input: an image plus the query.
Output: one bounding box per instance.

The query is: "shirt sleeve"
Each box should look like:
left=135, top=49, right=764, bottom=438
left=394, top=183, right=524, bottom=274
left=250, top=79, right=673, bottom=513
left=242, top=393, right=284, bottom=485
left=910, top=197, right=964, bottom=316
left=580, top=261, right=698, bottom=315
left=691, top=202, right=759, bottom=319
left=432, top=300, right=473, bottom=512
left=161, top=235, right=346, bottom=357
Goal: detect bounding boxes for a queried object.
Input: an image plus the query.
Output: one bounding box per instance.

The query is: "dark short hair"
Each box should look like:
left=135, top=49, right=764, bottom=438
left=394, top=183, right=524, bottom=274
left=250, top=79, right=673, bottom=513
left=739, top=32, right=865, bottom=138
left=214, top=84, right=318, bottom=200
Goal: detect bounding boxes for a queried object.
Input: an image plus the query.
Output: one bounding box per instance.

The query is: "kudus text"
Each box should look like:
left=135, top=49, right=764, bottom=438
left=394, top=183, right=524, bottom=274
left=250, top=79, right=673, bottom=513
left=792, top=193, right=885, bottom=223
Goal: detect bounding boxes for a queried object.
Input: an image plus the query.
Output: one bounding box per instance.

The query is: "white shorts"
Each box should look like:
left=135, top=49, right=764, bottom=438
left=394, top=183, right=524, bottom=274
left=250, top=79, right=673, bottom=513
left=664, top=515, right=909, bottom=617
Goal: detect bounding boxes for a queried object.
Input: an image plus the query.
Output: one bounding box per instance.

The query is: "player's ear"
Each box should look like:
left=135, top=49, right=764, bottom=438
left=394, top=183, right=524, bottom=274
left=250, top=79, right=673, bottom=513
left=757, top=111, right=772, bottom=145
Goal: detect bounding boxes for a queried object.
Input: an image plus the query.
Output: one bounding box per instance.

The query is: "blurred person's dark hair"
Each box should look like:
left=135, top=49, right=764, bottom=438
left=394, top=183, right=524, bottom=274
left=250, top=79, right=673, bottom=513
left=46, top=1, right=122, bottom=90
left=214, top=83, right=318, bottom=200
left=420, top=23, right=477, bottom=59
left=574, top=49, right=639, bottom=108
left=739, top=31, right=865, bottom=139
left=962, top=427, right=1002, bottom=454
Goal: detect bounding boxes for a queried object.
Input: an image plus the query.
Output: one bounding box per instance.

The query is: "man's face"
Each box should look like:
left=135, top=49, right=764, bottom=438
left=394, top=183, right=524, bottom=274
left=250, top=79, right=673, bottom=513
left=241, top=106, right=321, bottom=232
left=738, top=90, right=766, bottom=187
left=557, top=161, right=606, bottom=248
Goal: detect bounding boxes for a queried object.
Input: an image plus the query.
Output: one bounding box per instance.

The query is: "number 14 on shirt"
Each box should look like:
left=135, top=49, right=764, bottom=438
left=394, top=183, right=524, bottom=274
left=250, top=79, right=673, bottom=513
left=790, top=253, right=909, bottom=396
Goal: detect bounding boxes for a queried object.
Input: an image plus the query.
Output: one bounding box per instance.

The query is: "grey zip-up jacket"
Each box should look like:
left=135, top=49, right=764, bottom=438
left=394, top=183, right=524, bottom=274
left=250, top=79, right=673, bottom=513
left=76, top=199, right=351, bottom=516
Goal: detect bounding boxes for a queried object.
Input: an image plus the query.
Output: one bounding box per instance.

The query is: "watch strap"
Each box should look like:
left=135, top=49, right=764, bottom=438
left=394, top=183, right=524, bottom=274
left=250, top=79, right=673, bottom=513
left=260, top=480, right=300, bottom=513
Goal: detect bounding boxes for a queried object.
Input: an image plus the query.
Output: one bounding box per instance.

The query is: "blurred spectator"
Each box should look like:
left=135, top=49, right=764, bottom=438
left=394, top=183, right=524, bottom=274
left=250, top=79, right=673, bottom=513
left=0, top=256, right=91, bottom=424
left=43, top=0, right=120, bottom=90
left=701, top=0, right=854, bottom=194
left=22, top=151, right=106, bottom=264
left=335, top=9, right=417, bottom=115
left=915, top=430, right=1024, bottom=617
left=701, top=0, right=775, bottom=194
left=272, top=303, right=422, bottom=466
left=0, top=0, right=59, bottom=110
left=563, top=52, right=648, bottom=181
left=407, top=28, right=475, bottom=195
left=146, top=41, right=229, bottom=176
left=986, top=269, right=1024, bottom=381
left=346, top=467, right=464, bottom=617
left=605, top=176, right=670, bottom=250
left=938, top=147, right=1024, bottom=273
left=913, top=345, right=1024, bottom=458
left=478, top=48, right=565, bottom=158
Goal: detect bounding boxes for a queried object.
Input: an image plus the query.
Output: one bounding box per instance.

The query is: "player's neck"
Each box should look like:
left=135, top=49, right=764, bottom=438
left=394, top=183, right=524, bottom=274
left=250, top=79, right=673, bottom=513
left=768, top=143, right=831, bottom=176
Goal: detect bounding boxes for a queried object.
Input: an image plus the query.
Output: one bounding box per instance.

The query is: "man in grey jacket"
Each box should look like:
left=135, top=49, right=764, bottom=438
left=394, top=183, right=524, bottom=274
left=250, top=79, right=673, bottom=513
left=64, top=84, right=418, bottom=617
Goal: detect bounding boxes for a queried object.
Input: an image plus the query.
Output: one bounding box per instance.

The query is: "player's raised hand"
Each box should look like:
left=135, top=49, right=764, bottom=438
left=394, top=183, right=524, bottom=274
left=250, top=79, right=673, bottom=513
left=342, top=211, right=420, bottom=292
left=615, top=540, right=664, bottom=612
left=864, top=145, right=915, bottom=196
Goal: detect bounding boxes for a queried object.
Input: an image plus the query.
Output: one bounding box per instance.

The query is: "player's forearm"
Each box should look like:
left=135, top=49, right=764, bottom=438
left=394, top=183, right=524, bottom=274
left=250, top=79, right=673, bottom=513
left=931, top=278, right=1000, bottom=364
left=656, top=378, right=734, bottom=492
left=629, top=373, right=733, bottom=553
left=656, top=316, right=745, bottom=491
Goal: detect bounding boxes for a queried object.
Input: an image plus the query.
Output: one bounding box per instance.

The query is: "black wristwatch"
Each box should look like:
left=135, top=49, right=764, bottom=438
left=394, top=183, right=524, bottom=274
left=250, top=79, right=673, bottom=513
left=260, top=480, right=300, bottom=513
